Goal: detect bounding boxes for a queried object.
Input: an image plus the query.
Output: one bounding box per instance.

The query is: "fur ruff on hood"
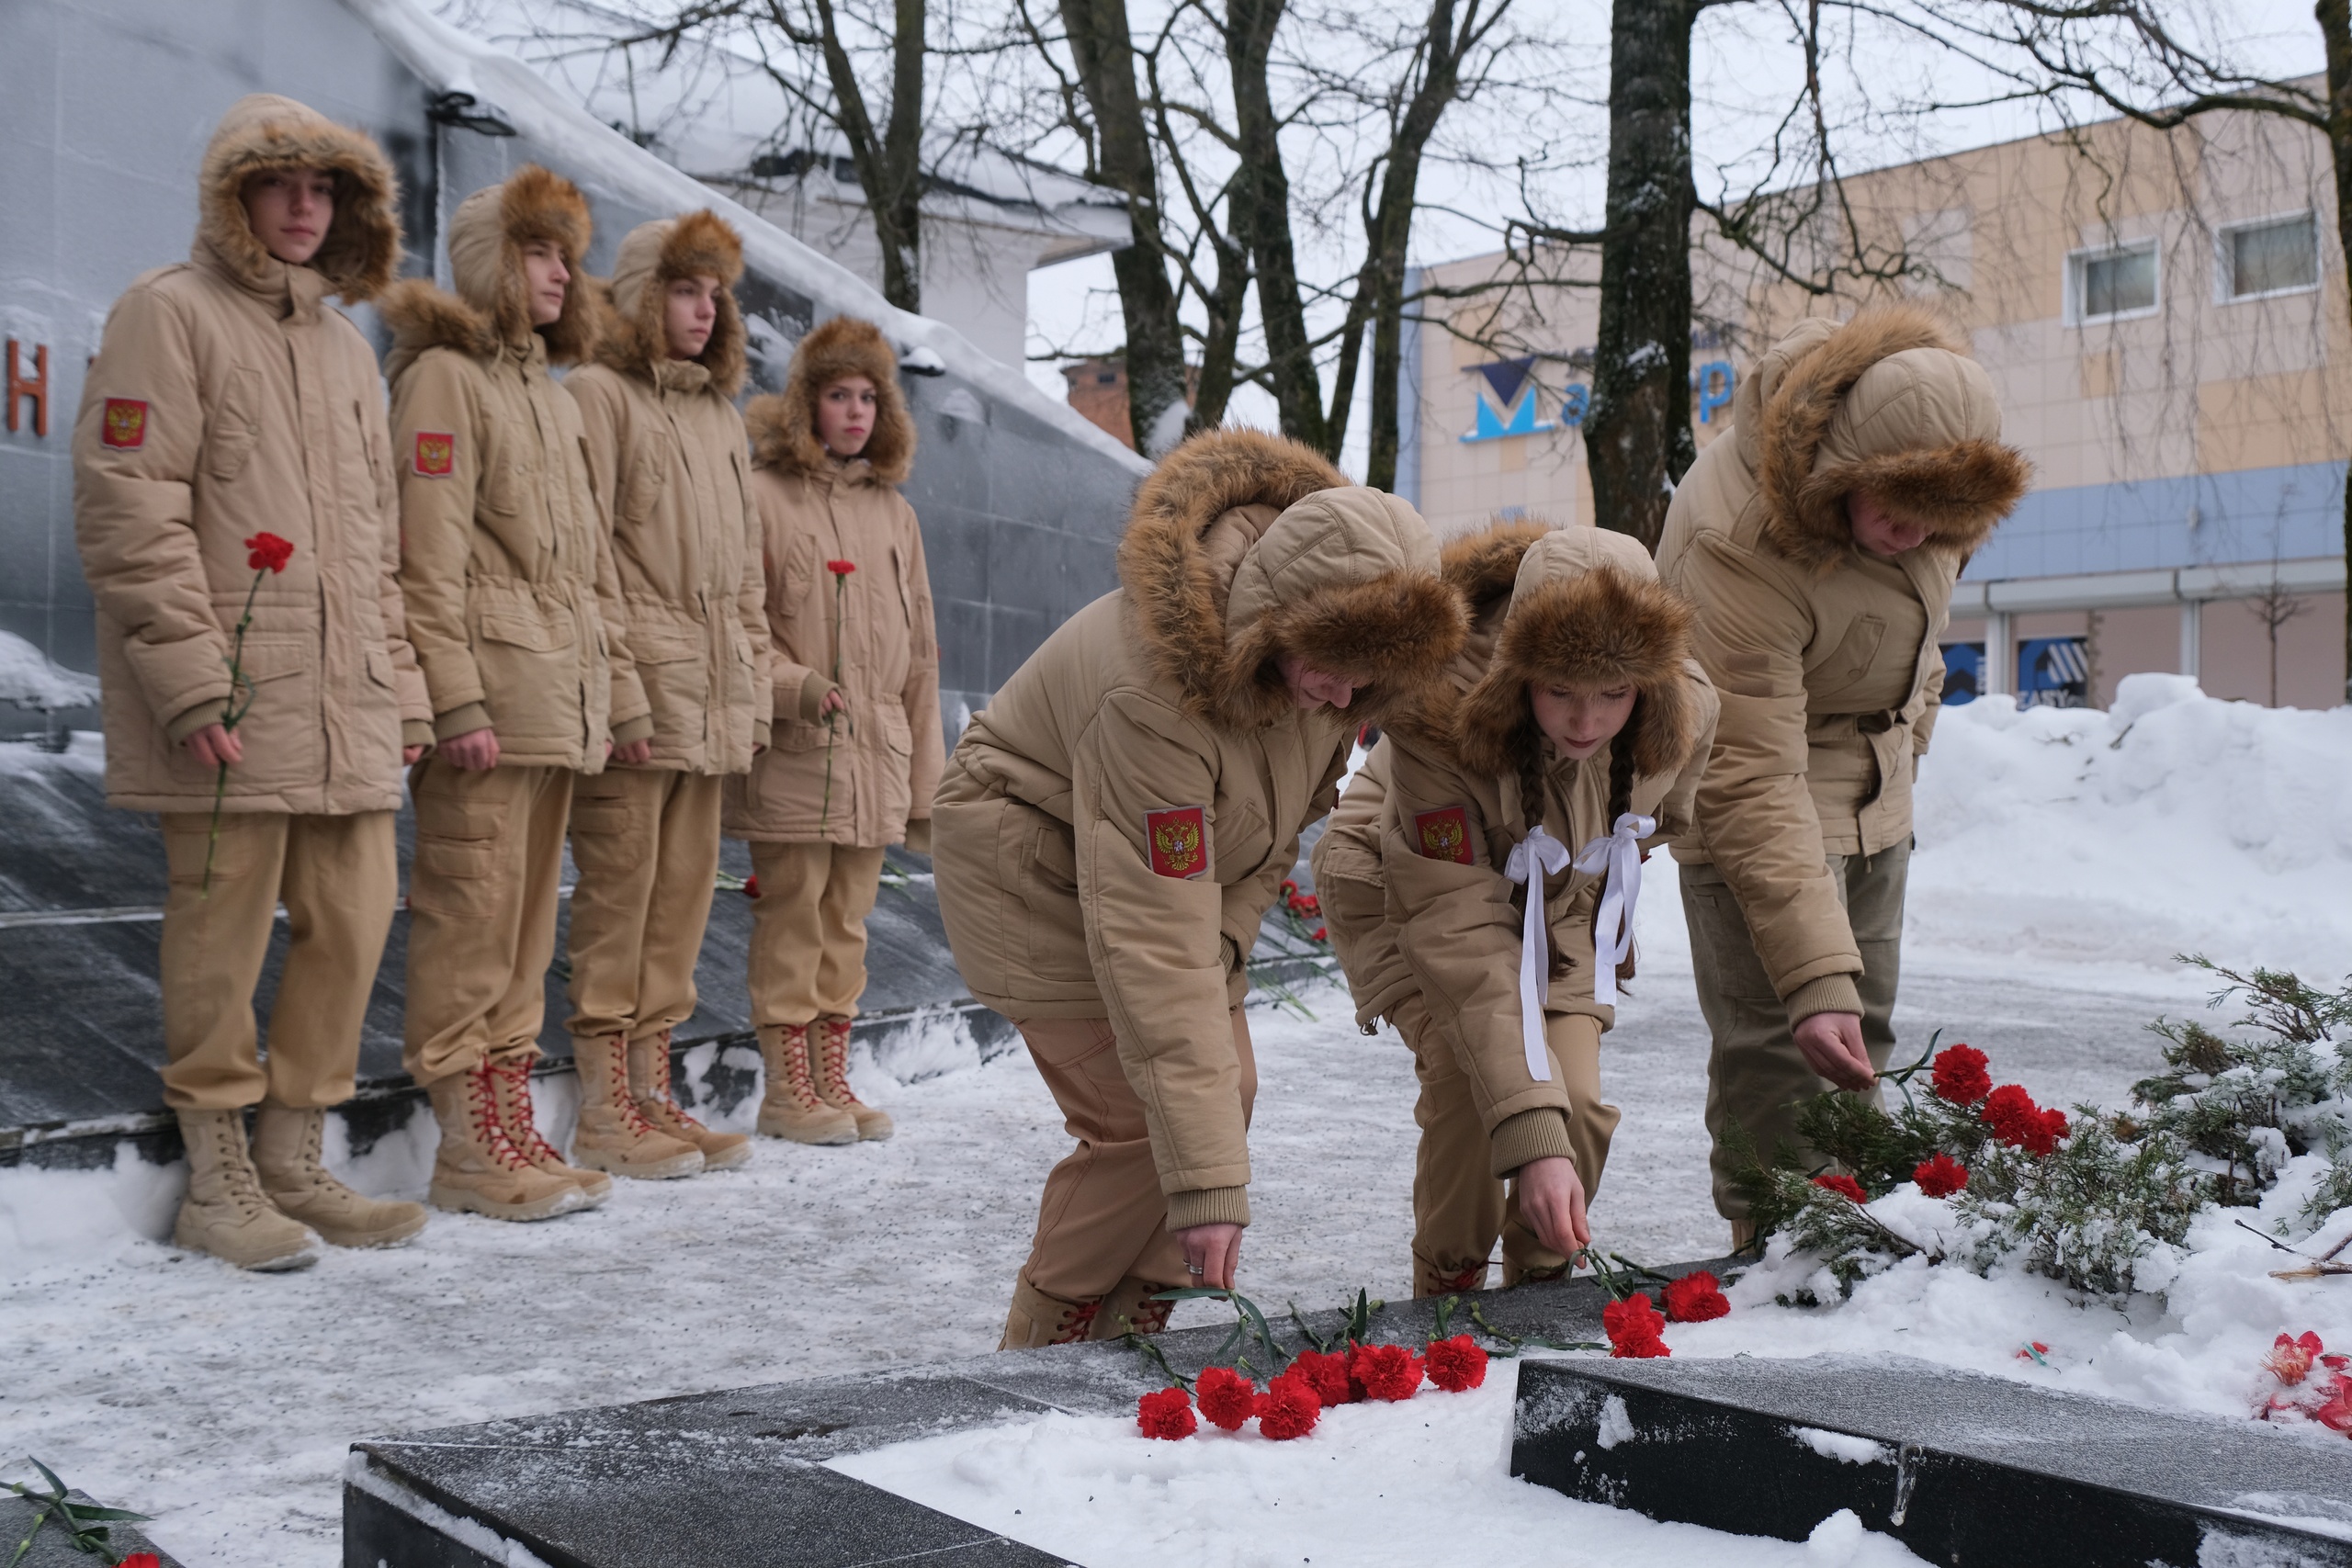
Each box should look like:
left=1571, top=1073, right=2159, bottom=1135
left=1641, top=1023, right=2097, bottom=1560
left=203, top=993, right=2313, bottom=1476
left=1451, top=525, right=1702, bottom=784
left=379, top=165, right=598, bottom=379
left=595, top=210, right=747, bottom=395
left=196, top=94, right=401, bottom=303
left=1756, top=302, right=2030, bottom=575
left=1116, top=429, right=1466, bottom=733
left=743, top=315, right=915, bottom=485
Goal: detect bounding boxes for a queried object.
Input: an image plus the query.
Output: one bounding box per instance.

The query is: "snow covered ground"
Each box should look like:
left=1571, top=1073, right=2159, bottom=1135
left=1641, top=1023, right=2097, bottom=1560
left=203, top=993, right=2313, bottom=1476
left=1, top=676, right=2346, bottom=1564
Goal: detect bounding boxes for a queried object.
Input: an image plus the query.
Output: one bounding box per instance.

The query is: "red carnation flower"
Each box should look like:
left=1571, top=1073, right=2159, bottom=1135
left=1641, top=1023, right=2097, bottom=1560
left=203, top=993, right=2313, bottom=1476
left=1288, top=1348, right=1356, bottom=1407
left=1913, top=1153, right=1969, bottom=1198
left=1136, top=1386, right=1196, bottom=1439
left=1984, top=1085, right=2066, bottom=1155
left=1661, top=1271, right=1732, bottom=1324
left=1351, top=1341, right=1425, bottom=1402
left=1812, top=1173, right=1868, bottom=1204
left=1254, top=1372, right=1323, bottom=1439
left=742, top=875, right=761, bottom=899
left=116, top=1557, right=162, bottom=1568
left=827, top=558, right=857, bottom=576
left=1603, top=1293, right=1671, bottom=1359
left=244, top=531, right=295, bottom=574
left=1425, top=1334, right=1489, bottom=1392
left=1195, top=1365, right=1257, bottom=1432
left=2269, top=1331, right=2325, bottom=1387
left=1929, top=1043, right=1992, bottom=1106
left=1312, top=926, right=1327, bottom=942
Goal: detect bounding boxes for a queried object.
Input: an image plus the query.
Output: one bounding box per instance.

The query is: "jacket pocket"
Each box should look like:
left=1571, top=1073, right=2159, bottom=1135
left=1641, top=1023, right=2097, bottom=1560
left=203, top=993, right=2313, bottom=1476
left=1019, top=809, right=1093, bottom=984
left=471, top=581, right=577, bottom=741
left=207, top=367, right=264, bottom=482
left=1809, top=615, right=1889, bottom=702
left=629, top=609, right=709, bottom=753
left=220, top=637, right=321, bottom=792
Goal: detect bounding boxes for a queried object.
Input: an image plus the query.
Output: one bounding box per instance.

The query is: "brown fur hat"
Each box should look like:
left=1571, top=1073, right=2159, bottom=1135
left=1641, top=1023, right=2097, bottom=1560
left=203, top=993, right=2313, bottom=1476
left=196, top=94, right=401, bottom=302
left=1117, top=429, right=1467, bottom=732
left=596, top=210, right=748, bottom=395
left=380, top=164, right=599, bottom=377
left=1453, top=525, right=1702, bottom=783
left=1756, top=302, right=2030, bottom=574
left=743, top=315, right=914, bottom=485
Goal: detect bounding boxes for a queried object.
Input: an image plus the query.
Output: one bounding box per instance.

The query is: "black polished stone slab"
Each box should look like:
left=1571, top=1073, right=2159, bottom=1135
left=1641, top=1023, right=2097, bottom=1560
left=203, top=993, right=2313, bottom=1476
left=1512, top=1353, right=2352, bottom=1567
left=345, top=1274, right=1638, bottom=1566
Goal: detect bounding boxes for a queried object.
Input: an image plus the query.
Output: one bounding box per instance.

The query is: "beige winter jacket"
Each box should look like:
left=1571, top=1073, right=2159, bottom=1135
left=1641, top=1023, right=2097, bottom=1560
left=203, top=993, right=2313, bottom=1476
left=382, top=166, right=650, bottom=771
left=73, top=94, right=426, bottom=816
left=1656, top=305, right=2028, bottom=1023
left=722, top=317, right=942, bottom=846
left=933, top=431, right=1467, bottom=1230
left=1312, top=524, right=1715, bottom=1179
left=568, top=212, right=772, bottom=775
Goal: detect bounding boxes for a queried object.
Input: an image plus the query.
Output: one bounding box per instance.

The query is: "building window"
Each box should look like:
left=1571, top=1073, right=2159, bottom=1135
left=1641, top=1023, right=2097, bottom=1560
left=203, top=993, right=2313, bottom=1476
left=2221, top=212, right=2319, bottom=300
left=2069, top=240, right=2158, bottom=323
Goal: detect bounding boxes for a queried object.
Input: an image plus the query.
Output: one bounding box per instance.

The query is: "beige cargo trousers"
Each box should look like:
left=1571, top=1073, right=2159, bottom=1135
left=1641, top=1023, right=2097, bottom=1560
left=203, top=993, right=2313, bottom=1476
left=565, top=768, right=725, bottom=1043
left=1682, top=837, right=1910, bottom=1221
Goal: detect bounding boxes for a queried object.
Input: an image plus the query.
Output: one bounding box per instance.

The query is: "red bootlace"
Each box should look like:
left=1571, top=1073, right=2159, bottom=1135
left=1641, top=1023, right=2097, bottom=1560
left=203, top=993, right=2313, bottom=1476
left=469, top=1066, right=534, bottom=1172
left=594, top=1037, right=667, bottom=1140
left=818, top=1019, right=869, bottom=1108
left=644, top=1032, right=708, bottom=1131
left=780, top=1025, right=829, bottom=1111
left=1428, top=1263, right=1487, bottom=1294
left=494, top=1059, right=568, bottom=1167
left=1051, top=1299, right=1102, bottom=1345
left=1123, top=1296, right=1173, bottom=1335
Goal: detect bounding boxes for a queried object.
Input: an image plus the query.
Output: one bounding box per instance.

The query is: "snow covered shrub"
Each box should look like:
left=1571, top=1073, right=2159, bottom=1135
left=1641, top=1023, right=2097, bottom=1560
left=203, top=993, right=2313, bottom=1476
left=1951, top=1112, right=2201, bottom=1296
left=2134, top=957, right=2352, bottom=1229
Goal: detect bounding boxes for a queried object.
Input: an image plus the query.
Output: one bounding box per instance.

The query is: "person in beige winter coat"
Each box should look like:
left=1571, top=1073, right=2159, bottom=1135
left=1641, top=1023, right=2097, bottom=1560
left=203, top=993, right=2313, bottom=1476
left=933, top=430, right=1466, bottom=1347
left=73, top=95, right=432, bottom=1271
left=561, top=211, right=770, bottom=1181
left=1312, top=523, right=1715, bottom=1296
left=383, top=165, right=650, bottom=1224
left=1655, top=304, right=2028, bottom=1238
left=722, top=316, right=942, bottom=1148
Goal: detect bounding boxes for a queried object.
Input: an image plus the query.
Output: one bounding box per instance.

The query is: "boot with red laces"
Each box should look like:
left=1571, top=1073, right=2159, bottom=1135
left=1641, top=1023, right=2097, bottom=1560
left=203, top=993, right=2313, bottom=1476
left=426, top=1063, right=588, bottom=1222
left=628, top=1032, right=751, bottom=1171
left=489, top=1055, right=612, bottom=1205
left=569, top=1034, right=703, bottom=1179
left=754, top=1023, right=857, bottom=1145
left=999, top=1273, right=1104, bottom=1349
left=812, top=1016, right=893, bottom=1141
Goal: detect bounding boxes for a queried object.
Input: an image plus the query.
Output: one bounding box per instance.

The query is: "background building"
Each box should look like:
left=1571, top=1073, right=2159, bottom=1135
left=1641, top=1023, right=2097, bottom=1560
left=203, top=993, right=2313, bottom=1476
left=1398, top=97, right=2347, bottom=710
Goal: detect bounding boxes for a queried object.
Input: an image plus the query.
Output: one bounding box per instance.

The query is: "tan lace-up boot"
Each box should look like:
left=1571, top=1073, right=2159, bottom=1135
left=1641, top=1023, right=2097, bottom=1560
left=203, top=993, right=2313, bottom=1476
left=999, top=1274, right=1105, bottom=1349
left=424, top=1066, right=586, bottom=1222
left=569, top=1034, right=702, bottom=1179
left=755, top=1023, right=858, bottom=1145
left=489, top=1056, right=611, bottom=1205
left=1097, top=1276, right=1178, bottom=1338
left=252, top=1105, right=427, bottom=1248
left=173, top=1108, right=320, bottom=1271
left=813, top=1017, right=893, bottom=1141
left=628, top=1032, right=751, bottom=1171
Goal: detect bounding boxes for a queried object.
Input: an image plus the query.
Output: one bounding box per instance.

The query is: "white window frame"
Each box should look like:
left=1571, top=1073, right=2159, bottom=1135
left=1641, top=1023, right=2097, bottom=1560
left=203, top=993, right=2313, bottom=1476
left=2215, top=209, right=2322, bottom=304
left=2065, top=237, right=2161, bottom=326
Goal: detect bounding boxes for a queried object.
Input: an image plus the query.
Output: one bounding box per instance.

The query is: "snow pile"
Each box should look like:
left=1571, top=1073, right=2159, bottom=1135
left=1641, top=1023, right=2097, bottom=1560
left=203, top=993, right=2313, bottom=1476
left=0, top=629, right=98, bottom=710
left=831, top=1360, right=1930, bottom=1568
left=1905, top=676, right=2352, bottom=981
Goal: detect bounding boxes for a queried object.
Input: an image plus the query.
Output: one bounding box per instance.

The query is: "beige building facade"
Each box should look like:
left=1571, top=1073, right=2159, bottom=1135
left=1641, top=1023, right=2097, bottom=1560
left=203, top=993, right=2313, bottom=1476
left=1401, top=100, right=2348, bottom=710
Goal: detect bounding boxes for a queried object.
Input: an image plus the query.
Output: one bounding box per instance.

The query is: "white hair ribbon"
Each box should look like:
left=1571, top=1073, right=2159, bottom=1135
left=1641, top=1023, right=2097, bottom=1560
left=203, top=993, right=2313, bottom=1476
left=1503, top=824, right=1573, bottom=1083
left=1571, top=812, right=1657, bottom=1009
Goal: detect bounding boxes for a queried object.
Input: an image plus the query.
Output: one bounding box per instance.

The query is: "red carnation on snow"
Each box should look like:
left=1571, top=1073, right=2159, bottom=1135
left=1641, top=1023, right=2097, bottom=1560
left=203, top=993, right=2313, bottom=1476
left=1287, top=1347, right=1357, bottom=1407
left=1812, top=1173, right=1868, bottom=1204
left=1662, top=1270, right=1732, bottom=1324
left=2268, top=1331, right=2325, bottom=1387
left=1195, top=1365, right=1257, bottom=1432
left=827, top=558, right=856, bottom=576
left=1913, top=1153, right=1969, bottom=1198
left=1603, top=1293, right=1671, bottom=1359
left=1983, top=1085, right=2068, bottom=1155
left=1136, top=1385, right=1196, bottom=1439
left=244, top=531, right=294, bottom=574
left=1254, top=1372, right=1323, bottom=1439
left=1351, top=1341, right=1425, bottom=1402
left=1425, top=1335, right=1489, bottom=1392
left=1929, top=1043, right=1992, bottom=1106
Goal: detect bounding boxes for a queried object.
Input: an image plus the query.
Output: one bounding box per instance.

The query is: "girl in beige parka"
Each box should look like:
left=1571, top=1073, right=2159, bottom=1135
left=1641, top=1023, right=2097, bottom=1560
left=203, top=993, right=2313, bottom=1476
left=1312, top=522, right=1716, bottom=1297
left=723, top=316, right=943, bottom=1148
left=932, top=429, right=1467, bottom=1348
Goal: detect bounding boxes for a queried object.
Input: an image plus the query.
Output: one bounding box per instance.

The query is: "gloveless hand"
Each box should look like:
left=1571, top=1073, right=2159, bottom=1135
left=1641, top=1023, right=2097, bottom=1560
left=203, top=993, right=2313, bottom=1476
left=1172, top=1222, right=1242, bottom=1290
left=1793, top=1010, right=1876, bottom=1091
left=182, top=723, right=243, bottom=768
left=439, top=727, right=500, bottom=771
left=1517, top=1155, right=1589, bottom=1255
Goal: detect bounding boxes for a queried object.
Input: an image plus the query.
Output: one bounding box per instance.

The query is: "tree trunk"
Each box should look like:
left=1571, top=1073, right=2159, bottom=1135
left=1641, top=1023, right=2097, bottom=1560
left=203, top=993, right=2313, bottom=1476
left=1585, top=0, right=1700, bottom=551
left=813, top=0, right=924, bottom=313
left=2322, top=0, right=2352, bottom=702
left=1227, top=0, right=1329, bottom=452
left=1062, top=0, right=1190, bottom=455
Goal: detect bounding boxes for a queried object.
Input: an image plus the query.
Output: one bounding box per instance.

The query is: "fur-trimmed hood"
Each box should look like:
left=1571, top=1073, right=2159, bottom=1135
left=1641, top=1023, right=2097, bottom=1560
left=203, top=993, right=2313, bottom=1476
left=595, top=210, right=747, bottom=396
left=744, top=315, right=914, bottom=485
left=1450, top=525, right=1702, bottom=783
left=194, top=94, right=401, bottom=304
left=1115, top=429, right=1466, bottom=732
left=380, top=165, right=598, bottom=379
left=1752, top=303, right=2030, bottom=574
